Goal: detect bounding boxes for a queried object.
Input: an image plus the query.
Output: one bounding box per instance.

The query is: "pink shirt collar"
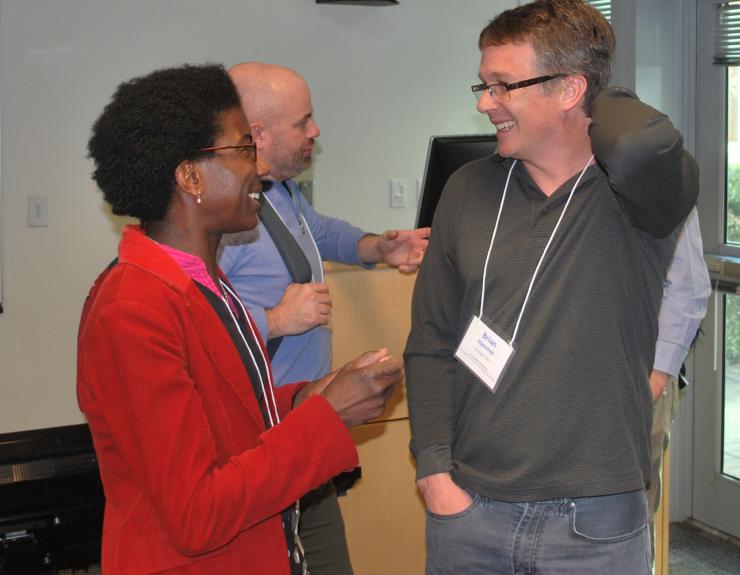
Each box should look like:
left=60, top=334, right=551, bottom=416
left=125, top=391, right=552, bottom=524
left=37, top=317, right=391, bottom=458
left=158, top=243, right=222, bottom=298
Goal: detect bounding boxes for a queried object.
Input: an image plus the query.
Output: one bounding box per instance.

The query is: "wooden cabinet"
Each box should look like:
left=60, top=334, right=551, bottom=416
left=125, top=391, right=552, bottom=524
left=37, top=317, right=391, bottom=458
left=655, top=450, right=670, bottom=575
left=340, top=419, right=425, bottom=574
left=325, top=263, right=425, bottom=574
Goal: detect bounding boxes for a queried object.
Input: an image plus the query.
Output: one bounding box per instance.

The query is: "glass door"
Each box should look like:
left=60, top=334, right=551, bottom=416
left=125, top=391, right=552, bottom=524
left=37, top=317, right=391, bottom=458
left=721, top=296, right=740, bottom=483
left=692, top=0, right=740, bottom=538
left=692, top=287, right=740, bottom=538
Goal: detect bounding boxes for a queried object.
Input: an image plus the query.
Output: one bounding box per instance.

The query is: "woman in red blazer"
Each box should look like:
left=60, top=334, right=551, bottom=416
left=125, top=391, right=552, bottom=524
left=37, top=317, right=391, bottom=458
left=78, top=64, right=401, bottom=575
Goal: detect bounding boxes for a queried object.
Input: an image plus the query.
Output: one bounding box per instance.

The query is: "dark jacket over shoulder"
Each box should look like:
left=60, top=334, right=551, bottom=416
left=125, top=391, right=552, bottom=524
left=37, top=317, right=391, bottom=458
left=590, top=87, right=699, bottom=237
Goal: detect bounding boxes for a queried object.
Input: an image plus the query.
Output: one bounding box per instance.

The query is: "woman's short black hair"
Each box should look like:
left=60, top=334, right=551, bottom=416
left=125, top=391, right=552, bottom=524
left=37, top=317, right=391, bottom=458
left=88, top=64, right=241, bottom=224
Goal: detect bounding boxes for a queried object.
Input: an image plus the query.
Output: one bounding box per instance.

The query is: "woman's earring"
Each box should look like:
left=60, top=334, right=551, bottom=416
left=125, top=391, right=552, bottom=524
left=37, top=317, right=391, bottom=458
left=196, top=191, right=202, bottom=205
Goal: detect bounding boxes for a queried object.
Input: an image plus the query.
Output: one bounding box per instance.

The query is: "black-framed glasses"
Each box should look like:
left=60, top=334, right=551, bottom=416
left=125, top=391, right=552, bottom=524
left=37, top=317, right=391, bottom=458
left=195, top=142, right=257, bottom=162
left=471, top=74, right=567, bottom=101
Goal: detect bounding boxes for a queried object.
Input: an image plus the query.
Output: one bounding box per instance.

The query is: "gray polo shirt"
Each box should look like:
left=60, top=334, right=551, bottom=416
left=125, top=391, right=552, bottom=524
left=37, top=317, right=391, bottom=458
left=405, top=88, right=699, bottom=502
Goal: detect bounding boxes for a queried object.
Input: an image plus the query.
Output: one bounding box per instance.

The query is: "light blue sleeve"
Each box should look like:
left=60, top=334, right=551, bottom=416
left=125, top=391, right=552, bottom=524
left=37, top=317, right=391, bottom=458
left=653, top=207, right=711, bottom=376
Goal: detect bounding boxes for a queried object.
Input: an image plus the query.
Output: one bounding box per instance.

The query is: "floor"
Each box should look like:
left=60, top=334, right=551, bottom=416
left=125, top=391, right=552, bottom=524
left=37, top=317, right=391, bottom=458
left=57, top=523, right=740, bottom=574
left=669, top=520, right=740, bottom=574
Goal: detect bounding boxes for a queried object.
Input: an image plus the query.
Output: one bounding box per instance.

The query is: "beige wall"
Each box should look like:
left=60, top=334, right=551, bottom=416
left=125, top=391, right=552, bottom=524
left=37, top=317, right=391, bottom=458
left=0, top=0, right=512, bottom=434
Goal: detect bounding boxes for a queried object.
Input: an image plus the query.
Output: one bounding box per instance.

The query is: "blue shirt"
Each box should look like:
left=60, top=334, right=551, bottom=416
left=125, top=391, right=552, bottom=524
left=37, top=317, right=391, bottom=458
left=219, top=179, right=367, bottom=385
left=653, top=207, right=711, bottom=376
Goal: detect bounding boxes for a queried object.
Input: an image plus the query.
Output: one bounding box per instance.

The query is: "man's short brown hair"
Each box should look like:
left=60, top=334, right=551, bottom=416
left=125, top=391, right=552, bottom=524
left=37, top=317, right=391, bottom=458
left=479, top=0, right=614, bottom=115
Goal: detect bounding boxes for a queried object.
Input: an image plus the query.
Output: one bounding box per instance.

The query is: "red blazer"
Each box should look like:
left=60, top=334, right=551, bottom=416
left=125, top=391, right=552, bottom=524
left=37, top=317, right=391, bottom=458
left=77, top=226, right=358, bottom=574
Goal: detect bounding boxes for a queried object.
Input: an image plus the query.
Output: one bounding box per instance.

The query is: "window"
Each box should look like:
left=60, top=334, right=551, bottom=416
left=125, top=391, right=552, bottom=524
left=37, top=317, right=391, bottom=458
left=719, top=2, right=740, bottom=243
left=587, top=0, right=611, bottom=22
left=727, top=67, right=740, bottom=244
left=714, top=0, right=740, bottom=481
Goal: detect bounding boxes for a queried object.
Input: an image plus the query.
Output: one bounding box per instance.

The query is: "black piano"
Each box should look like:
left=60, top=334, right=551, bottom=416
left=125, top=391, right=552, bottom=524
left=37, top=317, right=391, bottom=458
left=0, top=425, right=104, bottom=574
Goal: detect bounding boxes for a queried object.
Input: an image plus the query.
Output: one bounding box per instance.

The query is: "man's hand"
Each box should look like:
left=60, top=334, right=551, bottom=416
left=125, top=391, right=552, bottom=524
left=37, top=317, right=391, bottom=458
left=317, top=349, right=403, bottom=427
left=650, top=369, right=671, bottom=402
left=266, top=282, right=331, bottom=338
left=417, top=472, right=473, bottom=516
left=358, top=227, right=431, bottom=273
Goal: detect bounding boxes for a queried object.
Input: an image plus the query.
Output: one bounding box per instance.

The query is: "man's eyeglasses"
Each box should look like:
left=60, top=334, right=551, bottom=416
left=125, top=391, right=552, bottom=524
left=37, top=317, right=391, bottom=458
left=471, top=74, right=566, bottom=101
left=195, top=143, right=257, bottom=162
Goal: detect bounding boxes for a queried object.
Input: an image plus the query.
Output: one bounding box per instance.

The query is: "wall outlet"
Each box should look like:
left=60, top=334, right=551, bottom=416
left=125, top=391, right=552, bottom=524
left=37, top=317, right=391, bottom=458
left=389, top=178, right=407, bottom=208
left=27, top=195, right=49, bottom=227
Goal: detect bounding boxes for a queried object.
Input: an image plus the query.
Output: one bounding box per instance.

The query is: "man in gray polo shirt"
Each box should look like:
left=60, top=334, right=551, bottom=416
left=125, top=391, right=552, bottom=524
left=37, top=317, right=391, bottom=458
left=404, top=1, right=699, bottom=573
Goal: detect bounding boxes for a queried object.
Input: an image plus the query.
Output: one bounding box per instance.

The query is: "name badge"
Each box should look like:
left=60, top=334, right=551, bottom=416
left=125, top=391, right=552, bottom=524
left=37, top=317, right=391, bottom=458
left=454, top=315, right=515, bottom=392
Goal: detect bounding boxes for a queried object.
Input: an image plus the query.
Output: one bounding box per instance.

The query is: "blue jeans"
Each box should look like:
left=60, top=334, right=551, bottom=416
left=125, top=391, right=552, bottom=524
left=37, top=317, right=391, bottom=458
left=425, top=489, right=651, bottom=574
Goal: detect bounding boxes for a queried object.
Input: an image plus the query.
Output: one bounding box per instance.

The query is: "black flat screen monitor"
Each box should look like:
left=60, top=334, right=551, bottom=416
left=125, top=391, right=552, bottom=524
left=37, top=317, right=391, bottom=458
left=416, top=134, right=498, bottom=228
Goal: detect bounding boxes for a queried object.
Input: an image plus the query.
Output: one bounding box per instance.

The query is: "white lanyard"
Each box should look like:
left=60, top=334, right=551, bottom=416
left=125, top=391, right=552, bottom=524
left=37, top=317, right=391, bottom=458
left=219, top=279, right=307, bottom=572
left=219, top=279, right=281, bottom=427
left=479, top=155, right=594, bottom=344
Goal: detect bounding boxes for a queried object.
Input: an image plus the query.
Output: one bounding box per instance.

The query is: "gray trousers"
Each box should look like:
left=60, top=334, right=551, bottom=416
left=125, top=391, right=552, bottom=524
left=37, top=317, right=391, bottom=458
left=425, top=490, right=651, bottom=574
left=647, top=376, right=679, bottom=559
left=300, top=481, right=354, bottom=575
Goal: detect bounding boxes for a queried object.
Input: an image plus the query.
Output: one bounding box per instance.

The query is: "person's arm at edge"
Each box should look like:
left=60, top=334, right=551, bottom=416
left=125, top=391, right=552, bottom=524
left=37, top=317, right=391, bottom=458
left=651, top=207, right=711, bottom=399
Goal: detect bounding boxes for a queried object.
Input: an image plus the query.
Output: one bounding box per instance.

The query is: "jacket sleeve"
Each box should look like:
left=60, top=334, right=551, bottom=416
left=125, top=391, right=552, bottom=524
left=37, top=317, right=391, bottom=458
left=78, top=299, right=358, bottom=556
left=589, top=87, right=699, bottom=238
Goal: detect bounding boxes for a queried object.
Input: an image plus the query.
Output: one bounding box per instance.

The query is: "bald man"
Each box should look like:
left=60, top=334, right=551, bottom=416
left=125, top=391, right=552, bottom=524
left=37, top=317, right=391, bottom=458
left=219, top=63, right=429, bottom=575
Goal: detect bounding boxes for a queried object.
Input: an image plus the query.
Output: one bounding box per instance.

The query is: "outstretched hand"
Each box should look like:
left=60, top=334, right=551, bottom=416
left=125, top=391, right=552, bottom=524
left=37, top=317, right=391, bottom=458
left=377, top=228, right=431, bottom=273
left=358, top=227, right=431, bottom=273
